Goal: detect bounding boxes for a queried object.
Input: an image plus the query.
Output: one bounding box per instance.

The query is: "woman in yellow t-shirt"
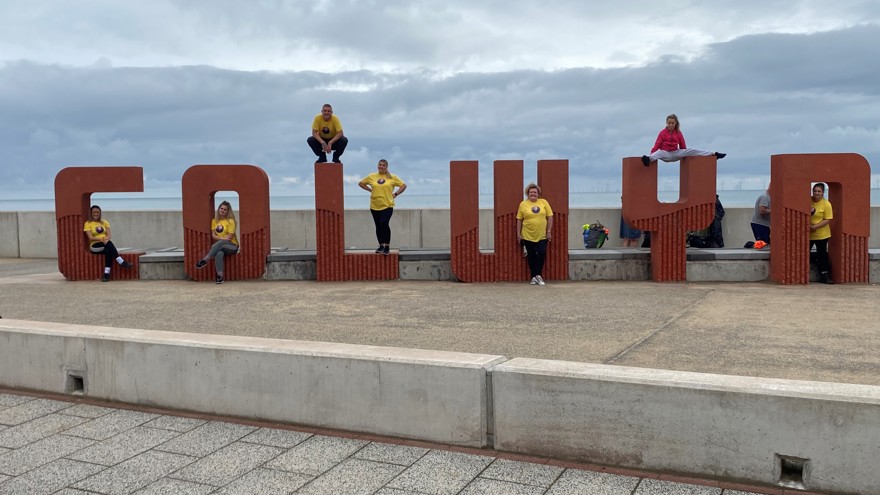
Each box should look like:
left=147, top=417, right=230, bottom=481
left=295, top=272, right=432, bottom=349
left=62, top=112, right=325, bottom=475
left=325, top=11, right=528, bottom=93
left=83, top=205, right=133, bottom=282
left=358, top=159, right=407, bottom=255
left=194, top=201, right=239, bottom=284
left=516, top=183, right=553, bottom=285
left=809, top=182, right=833, bottom=284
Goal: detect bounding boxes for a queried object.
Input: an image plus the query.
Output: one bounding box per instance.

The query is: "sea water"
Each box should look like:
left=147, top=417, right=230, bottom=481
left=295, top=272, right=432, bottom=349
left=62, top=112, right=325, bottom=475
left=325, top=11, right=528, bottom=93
left=4, top=190, right=880, bottom=211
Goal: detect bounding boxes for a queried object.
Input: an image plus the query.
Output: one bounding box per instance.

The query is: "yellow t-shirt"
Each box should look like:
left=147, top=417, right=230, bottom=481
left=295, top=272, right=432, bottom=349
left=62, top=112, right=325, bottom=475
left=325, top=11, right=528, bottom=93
left=517, top=199, right=553, bottom=242
left=810, top=198, right=832, bottom=241
left=211, top=218, right=239, bottom=245
left=361, top=172, right=405, bottom=211
left=311, top=114, right=343, bottom=141
left=83, top=219, right=110, bottom=247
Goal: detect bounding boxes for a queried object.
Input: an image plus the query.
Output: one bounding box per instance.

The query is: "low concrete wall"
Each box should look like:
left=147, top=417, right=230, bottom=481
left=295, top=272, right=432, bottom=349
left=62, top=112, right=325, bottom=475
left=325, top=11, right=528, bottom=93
left=2, top=319, right=879, bottom=493
left=0, top=212, right=19, bottom=257
left=0, top=319, right=505, bottom=448
left=491, top=358, right=880, bottom=495
left=10, top=206, right=880, bottom=259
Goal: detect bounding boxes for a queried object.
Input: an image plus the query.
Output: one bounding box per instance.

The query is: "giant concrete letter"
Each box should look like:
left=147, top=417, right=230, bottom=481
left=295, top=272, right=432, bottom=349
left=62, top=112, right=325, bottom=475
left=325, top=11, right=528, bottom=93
left=622, top=156, right=717, bottom=282
left=450, top=160, right=568, bottom=283
left=182, top=165, right=271, bottom=281
left=314, top=163, right=398, bottom=281
left=770, top=154, right=870, bottom=285
left=54, top=166, right=144, bottom=281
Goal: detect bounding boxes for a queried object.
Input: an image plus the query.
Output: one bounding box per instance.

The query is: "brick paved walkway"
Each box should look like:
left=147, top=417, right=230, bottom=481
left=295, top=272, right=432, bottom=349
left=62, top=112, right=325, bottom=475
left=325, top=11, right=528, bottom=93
left=0, top=392, right=774, bottom=495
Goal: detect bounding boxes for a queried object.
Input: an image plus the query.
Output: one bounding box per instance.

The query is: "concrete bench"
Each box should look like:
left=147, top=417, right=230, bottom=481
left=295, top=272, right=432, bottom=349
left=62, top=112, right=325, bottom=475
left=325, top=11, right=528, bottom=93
left=136, top=248, right=880, bottom=283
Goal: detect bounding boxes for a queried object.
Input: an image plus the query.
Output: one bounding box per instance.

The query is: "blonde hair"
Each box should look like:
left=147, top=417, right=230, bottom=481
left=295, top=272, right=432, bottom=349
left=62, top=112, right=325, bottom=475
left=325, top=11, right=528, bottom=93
left=666, top=113, right=680, bottom=132
left=524, top=183, right=541, bottom=197
left=215, top=201, right=236, bottom=222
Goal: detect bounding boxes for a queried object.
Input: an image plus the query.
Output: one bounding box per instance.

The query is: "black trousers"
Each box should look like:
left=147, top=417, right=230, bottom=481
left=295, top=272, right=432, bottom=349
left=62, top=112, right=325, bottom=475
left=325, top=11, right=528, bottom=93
left=371, top=208, right=394, bottom=244
left=307, top=136, right=348, bottom=162
left=810, top=238, right=830, bottom=273
left=90, top=241, right=119, bottom=268
left=523, top=239, right=548, bottom=278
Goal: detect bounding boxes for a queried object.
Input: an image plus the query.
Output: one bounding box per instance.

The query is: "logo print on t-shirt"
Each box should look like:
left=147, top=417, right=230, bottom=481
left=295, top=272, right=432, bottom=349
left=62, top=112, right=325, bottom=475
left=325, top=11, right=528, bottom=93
left=377, top=178, right=386, bottom=185
left=216, top=224, right=225, bottom=233
left=95, top=226, right=104, bottom=234
left=531, top=206, right=540, bottom=214
left=811, top=207, right=816, bottom=216
left=322, top=126, right=330, bottom=134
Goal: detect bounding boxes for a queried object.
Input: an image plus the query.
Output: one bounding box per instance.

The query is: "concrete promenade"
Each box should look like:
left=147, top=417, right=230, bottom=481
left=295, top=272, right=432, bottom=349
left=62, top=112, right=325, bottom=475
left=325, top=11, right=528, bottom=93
left=1, top=258, right=878, bottom=386
left=1, top=258, right=878, bottom=494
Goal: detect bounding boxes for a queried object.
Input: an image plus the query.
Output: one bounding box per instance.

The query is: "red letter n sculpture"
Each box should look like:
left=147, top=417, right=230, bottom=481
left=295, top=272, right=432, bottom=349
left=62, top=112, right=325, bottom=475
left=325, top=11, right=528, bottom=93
left=622, top=156, right=717, bottom=282
left=770, top=153, right=870, bottom=285
left=182, top=165, right=271, bottom=281
left=55, top=166, right=144, bottom=281
left=314, top=163, right=398, bottom=281
left=450, top=160, right=569, bottom=282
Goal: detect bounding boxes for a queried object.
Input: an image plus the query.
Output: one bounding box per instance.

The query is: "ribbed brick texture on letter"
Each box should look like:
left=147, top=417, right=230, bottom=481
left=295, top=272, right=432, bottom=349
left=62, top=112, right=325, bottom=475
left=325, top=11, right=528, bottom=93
left=622, top=156, right=717, bottom=282
left=770, top=153, right=870, bottom=285
left=451, top=160, right=569, bottom=283
left=182, top=165, right=271, bottom=282
left=315, top=163, right=399, bottom=281
left=54, top=167, right=144, bottom=281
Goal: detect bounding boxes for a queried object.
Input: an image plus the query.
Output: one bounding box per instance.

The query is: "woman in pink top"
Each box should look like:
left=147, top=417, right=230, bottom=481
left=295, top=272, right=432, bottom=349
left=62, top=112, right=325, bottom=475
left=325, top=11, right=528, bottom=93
left=641, top=114, right=726, bottom=166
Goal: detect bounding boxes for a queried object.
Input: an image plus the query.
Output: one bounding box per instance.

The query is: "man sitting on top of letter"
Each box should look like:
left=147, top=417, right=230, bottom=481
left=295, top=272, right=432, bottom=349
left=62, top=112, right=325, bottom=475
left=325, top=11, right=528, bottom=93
left=307, top=103, right=348, bottom=163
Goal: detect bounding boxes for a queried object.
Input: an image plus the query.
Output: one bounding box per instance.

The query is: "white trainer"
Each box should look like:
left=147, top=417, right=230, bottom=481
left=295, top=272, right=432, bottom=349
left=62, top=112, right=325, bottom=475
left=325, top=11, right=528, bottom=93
left=530, top=277, right=538, bottom=285
left=535, top=275, right=546, bottom=286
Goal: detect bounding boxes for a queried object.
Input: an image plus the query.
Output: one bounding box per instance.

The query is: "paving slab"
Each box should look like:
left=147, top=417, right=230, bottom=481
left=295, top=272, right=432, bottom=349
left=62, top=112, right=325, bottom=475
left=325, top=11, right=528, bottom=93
left=0, top=394, right=32, bottom=408
left=238, top=427, right=313, bottom=449
left=154, top=421, right=256, bottom=457
left=131, top=478, right=216, bottom=495
left=0, top=413, right=87, bottom=448
left=480, top=458, right=564, bottom=487
left=354, top=442, right=429, bottom=466
left=0, top=398, right=72, bottom=426
left=142, top=415, right=207, bottom=433
left=170, top=441, right=283, bottom=486
left=211, top=468, right=312, bottom=495
left=296, top=458, right=405, bottom=494
left=0, top=434, right=94, bottom=476
left=265, top=435, right=369, bottom=476
left=0, top=458, right=104, bottom=495
left=385, top=449, right=495, bottom=495
left=72, top=450, right=197, bottom=495
left=66, top=426, right=181, bottom=466
left=545, top=469, right=641, bottom=495
left=62, top=409, right=158, bottom=441
left=58, top=403, right=116, bottom=419
left=634, top=479, right=722, bottom=495
left=460, top=477, right=546, bottom=495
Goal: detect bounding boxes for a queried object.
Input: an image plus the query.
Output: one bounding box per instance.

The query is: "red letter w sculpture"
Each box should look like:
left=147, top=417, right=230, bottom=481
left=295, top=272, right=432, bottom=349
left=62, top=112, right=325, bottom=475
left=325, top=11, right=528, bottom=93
left=450, top=160, right=568, bottom=283
left=621, top=156, right=717, bottom=282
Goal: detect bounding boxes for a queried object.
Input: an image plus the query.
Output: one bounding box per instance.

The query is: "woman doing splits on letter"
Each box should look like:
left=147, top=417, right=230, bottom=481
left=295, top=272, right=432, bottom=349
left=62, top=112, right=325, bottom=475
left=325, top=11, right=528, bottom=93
left=84, top=205, right=133, bottom=282
left=359, top=159, right=407, bottom=255
left=517, top=183, right=553, bottom=286
left=641, top=113, right=726, bottom=166
left=194, top=201, right=239, bottom=284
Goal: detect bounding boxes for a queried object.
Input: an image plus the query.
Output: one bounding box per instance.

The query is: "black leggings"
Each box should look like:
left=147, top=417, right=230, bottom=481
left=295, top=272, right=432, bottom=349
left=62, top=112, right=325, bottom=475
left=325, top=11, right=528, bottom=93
left=370, top=208, right=394, bottom=245
left=523, top=239, right=548, bottom=278
left=90, top=241, right=119, bottom=268
left=810, top=238, right=831, bottom=274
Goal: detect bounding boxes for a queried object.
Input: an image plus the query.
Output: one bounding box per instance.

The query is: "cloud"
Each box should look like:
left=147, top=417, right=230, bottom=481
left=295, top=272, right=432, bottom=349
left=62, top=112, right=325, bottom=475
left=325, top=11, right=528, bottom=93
left=0, top=23, right=878, bottom=198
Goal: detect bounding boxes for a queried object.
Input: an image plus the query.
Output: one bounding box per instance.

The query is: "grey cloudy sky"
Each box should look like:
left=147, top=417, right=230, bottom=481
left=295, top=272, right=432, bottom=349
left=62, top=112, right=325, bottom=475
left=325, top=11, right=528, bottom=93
left=1, top=0, right=878, bottom=198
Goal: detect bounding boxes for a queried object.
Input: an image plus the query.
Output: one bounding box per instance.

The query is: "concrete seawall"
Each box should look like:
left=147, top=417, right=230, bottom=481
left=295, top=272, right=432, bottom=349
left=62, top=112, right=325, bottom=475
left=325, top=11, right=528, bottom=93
left=2, top=319, right=878, bottom=494
left=8, top=207, right=880, bottom=258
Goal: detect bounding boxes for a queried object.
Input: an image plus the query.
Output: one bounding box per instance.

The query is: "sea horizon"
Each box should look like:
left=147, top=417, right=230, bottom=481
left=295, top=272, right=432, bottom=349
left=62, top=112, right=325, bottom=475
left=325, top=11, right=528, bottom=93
left=3, top=189, right=877, bottom=212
